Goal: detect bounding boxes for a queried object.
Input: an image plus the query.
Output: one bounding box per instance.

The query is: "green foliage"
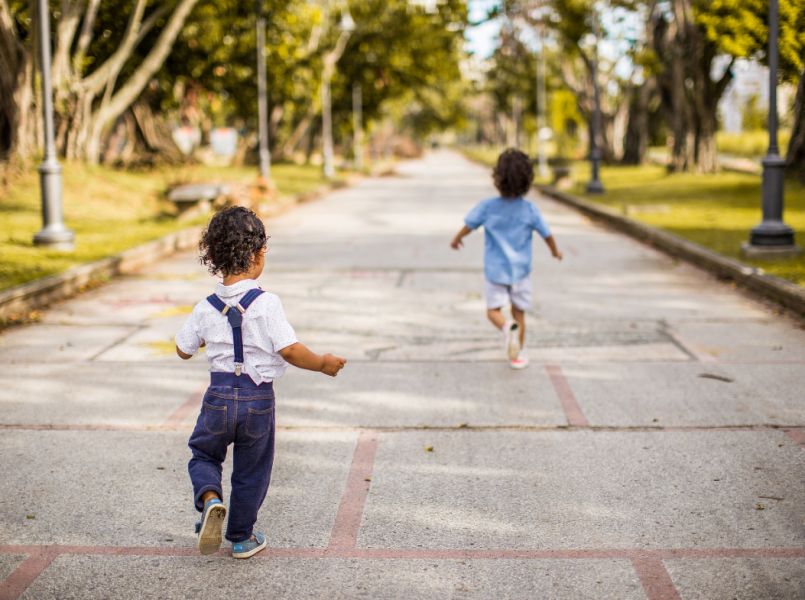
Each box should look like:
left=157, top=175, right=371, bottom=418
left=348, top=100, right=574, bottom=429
left=696, top=0, right=805, bottom=81
left=550, top=89, right=583, bottom=158
left=333, top=0, right=469, bottom=139
left=741, top=95, right=767, bottom=131
left=717, top=129, right=791, bottom=157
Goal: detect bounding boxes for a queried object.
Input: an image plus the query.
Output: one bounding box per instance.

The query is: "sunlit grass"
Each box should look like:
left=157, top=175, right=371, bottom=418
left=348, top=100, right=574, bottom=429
left=0, top=161, right=333, bottom=290
left=568, top=163, right=805, bottom=285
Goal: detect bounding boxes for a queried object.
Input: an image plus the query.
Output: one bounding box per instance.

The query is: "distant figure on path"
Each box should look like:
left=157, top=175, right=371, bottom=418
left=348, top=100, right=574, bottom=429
left=175, top=207, right=346, bottom=558
left=451, top=149, right=562, bottom=369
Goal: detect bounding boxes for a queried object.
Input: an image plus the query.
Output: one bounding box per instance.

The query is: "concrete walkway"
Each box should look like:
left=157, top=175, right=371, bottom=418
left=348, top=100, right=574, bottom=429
left=0, top=151, right=803, bottom=599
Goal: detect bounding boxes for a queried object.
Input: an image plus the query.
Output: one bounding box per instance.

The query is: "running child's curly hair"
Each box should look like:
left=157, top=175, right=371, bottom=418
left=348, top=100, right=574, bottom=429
left=199, top=206, right=267, bottom=276
left=493, top=148, right=534, bottom=198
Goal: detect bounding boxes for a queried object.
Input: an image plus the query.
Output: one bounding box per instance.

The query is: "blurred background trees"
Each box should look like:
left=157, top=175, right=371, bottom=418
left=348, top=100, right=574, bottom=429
left=1, top=0, right=803, bottom=179
left=0, top=0, right=469, bottom=167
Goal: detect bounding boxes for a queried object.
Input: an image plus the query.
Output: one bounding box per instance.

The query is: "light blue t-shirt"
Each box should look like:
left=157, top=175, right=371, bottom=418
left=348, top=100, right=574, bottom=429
left=464, top=197, right=552, bottom=285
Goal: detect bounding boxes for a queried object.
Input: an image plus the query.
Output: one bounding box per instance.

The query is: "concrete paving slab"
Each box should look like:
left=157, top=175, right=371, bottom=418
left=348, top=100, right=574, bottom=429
left=361, top=430, right=805, bottom=550
left=0, top=362, right=207, bottom=425
left=0, top=430, right=355, bottom=548
left=94, top=315, right=193, bottom=362
left=274, top=362, right=566, bottom=428
left=39, top=277, right=207, bottom=327
left=563, top=363, right=805, bottom=427
left=0, top=553, right=26, bottom=581
left=0, top=324, right=137, bottom=364
left=21, top=555, right=645, bottom=600
left=666, top=558, right=805, bottom=600
left=668, top=319, right=805, bottom=363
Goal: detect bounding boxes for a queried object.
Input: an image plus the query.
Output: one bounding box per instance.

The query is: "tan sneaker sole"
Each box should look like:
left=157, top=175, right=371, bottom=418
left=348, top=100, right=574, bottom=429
left=197, top=503, right=227, bottom=555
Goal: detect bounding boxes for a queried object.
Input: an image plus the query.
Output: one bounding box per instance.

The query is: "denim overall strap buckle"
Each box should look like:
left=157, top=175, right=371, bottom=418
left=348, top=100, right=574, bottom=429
left=206, top=288, right=264, bottom=385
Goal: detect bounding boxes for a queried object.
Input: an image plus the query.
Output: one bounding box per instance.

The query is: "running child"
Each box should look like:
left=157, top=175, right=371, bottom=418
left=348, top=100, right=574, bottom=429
left=175, top=206, right=346, bottom=558
left=450, top=149, right=562, bottom=369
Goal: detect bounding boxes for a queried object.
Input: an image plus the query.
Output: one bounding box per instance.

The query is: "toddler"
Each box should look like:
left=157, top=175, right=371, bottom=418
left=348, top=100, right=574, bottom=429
left=175, top=206, right=346, bottom=558
left=451, top=149, right=562, bottom=368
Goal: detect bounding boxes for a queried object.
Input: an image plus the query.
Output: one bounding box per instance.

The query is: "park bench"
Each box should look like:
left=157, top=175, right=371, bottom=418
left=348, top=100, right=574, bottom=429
left=167, top=183, right=230, bottom=219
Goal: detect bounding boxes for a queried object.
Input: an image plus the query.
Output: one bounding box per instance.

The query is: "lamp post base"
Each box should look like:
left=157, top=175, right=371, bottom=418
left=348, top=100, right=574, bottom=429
left=741, top=242, right=801, bottom=259
left=586, top=179, right=605, bottom=194
left=33, top=225, right=75, bottom=250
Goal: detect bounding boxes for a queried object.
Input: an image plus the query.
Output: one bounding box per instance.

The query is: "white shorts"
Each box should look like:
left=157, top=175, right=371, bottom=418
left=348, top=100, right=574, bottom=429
left=485, top=277, right=533, bottom=311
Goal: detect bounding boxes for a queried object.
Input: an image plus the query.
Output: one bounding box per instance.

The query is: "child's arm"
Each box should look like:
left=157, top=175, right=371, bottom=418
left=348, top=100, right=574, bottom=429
left=175, top=340, right=204, bottom=360
left=280, top=342, right=346, bottom=377
left=543, top=235, right=563, bottom=260
left=450, top=225, right=473, bottom=249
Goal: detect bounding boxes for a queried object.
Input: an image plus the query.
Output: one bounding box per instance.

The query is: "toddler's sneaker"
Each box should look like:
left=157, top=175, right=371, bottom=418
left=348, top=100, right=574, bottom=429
left=196, top=498, right=227, bottom=555
left=510, top=354, right=529, bottom=370
left=232, top=532, right=267, bottom=559
left=504, top=320, right=521, bottom=361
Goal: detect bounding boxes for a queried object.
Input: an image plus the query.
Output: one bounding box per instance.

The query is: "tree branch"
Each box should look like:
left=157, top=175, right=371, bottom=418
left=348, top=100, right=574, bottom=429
left=93, top=0, right=200, bottom=136
left=73, top=0, right=100, bottom=74
left=52, top=0, right=85, bottom=89
left=134, top=4, right=171, bottom=48
left=80, top=0, right=147, bottom=95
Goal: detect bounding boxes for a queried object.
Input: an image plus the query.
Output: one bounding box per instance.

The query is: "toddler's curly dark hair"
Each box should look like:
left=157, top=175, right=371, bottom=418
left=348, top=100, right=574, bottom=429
left=199, top=206, right=267, bottom=276
left=493, top=148, right=534, bottom=198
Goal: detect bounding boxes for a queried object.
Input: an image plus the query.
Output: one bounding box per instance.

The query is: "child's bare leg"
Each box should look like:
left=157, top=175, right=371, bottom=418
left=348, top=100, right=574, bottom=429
left=201, top=490, right=221, bottom=504
left=512, top=305, right=526, bottom=347
left=487, top=308, right=506, bottom=330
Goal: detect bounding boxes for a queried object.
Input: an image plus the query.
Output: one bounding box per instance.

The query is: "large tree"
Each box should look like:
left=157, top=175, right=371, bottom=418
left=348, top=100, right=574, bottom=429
left=697, top=0, right=805, bottom=180
left=1, top=0, right=199, bottom=163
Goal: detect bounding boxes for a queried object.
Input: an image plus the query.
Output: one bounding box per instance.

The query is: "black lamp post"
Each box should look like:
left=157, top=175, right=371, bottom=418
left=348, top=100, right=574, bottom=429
left=255, top=0, right=271, bottom=180
left=743, top=0, right=799, bottom=257
left=586, top=9, right=605, bottom=194
left=33, top=0, right=74, bottom=250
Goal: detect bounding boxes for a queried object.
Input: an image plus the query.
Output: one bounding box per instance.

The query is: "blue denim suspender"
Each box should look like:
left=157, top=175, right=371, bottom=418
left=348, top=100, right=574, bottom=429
left=206, top=288, right=264, bottom=382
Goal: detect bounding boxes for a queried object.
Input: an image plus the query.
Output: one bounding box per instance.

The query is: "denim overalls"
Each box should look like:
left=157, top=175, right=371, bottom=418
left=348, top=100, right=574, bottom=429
left=187, top=288, right=276, bottom=543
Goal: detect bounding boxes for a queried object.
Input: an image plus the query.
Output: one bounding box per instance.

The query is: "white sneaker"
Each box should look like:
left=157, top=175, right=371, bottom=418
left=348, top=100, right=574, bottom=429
left=510, top=355, right=529, bottom=370
left=504, top=321, right=521, bottom=361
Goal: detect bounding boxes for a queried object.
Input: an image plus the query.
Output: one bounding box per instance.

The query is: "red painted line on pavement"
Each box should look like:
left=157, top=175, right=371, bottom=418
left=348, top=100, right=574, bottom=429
left=546, top=365, right=589, bottom=427
left=327, top=431, right=379, bottom=551
left=0, top=549, right=57, bottom=600
left=163, top=385, right=205, bottom=428
left=784, top=429, right=805, bottom=447
left=631, top=556, right=681, bottom=600
left=2, top=544, right=804, bottom=561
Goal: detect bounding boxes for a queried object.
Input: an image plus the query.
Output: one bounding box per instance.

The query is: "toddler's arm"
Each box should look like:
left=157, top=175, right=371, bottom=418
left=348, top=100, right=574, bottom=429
left=450, top=225, right=473, bottom=250
left=543, top=235, right=563, bottom=260
left=280, top=342, right=346, bottom=377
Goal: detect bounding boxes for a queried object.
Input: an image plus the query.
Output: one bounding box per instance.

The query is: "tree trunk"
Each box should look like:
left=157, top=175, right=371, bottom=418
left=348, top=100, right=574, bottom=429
left=785, top=69, right=805, bottom=182
left=0, top=0, right=40, bottom=161
left=622, top=83, right=650, bottom=165
left=651, top=0, right=730, bottom=174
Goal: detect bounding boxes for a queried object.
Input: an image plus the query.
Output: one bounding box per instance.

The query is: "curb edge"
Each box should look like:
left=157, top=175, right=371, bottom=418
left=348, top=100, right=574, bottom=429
left=536, top=184, right=805, bottom=319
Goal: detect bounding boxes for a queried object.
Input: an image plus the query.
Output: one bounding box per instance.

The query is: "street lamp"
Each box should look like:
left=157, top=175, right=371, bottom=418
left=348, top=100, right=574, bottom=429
left=322, top=10, right=355, bottom=180
left=353, top=83, right=364, bottom=171
left=255, top=0, right=271, bottom=181
left=743, top=0, right=799, bottom=257
left=33, top=0, right=74, bottom=250
left=586, top=9, right=605, bottom=194
left=535, top=20, right=549, bottom=179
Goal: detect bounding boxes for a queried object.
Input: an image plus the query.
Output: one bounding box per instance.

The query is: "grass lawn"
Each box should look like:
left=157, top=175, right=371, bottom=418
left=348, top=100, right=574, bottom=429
left=0, top=162, right=333, bottom=291
left=460, top=147, right=805, bottom=286
left=569, top=163, right=805, bottom=286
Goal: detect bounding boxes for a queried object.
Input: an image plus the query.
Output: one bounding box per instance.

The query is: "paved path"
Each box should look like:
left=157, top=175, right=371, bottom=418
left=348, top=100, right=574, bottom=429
left=1, top=151, right=803, bottom=599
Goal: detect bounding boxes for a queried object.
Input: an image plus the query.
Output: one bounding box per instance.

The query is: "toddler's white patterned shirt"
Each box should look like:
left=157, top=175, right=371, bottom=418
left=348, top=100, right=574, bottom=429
left=175, top=279, right=297, bottom=384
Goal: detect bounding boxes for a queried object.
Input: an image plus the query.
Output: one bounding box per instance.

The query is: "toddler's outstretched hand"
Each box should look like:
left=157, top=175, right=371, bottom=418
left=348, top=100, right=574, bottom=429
left=321, top=353, right=347, bottom=377
left=553, top=249, right=563, bottom=261
left=450, top=237, right=463, bottom=250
